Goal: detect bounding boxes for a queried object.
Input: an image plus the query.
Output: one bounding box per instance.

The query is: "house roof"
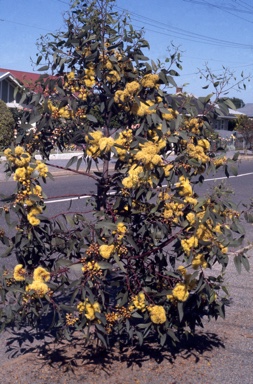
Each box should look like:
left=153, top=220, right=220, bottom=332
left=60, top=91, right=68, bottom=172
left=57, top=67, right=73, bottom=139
left=237, top=103, right=253, bottom=117
left=0, top=71, right=22, bottom=87
left=0, top=68, right=42, bottom=87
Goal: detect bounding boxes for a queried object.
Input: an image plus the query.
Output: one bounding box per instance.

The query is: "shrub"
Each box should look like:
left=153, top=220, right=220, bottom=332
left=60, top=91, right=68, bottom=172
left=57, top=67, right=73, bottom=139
left=0, top=100, right=15, bottom=150
left=0, top=0, right=249, bottom=349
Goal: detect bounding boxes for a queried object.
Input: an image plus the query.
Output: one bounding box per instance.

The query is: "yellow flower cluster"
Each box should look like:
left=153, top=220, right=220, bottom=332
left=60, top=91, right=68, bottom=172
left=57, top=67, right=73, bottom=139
left=48, top=100, right=74, bottom=119
left=5, top=147, right=31, bottom=167
left=134, top=141, right=163, bottom=169
left=168, top=282, right=189, bottom=302
left=212, top=156, right=227, bottom=167
left=184, top=117, right=203, bottom=134
left=33, top=266, right=51, bottom=282
left=13, top=264, right=26, bottom=282
left=147, top=305, right=167, bottom=324
left=82, top=261, right=101, bottom=273
left=25, top=280, right=49, bottom=297
left=114, top=81, right=140, bottom=106
left=122, top=165, right=144, bottom=189
left=186, top=140, right=210, bottom=164
left=186, top=212, right=196, bottom=225
left=163, top=200, right=185, bottom=224
left=27, top=206, right=43, bottom=226
left=175, top=176, right=193, bottom=197
left=162, top=108, right=178, bottom=121
left=181, top=236, right=198, bottom=256
left=85, top=131, right=114, bottom=158
left=99, top=137, right=114, bottom=152
left=132, top=292, right=146, bottom=312
left=99, top=244, right=115, bottom=259
left=147, top=124, right=167, bottom=151
left=85, top=130, right=103, bottom=158
left=65, top=313, right=79, bottom=326
left=131, top=100, right=155, bottom=117
left=192, top=254, right=208, bottom=269
left=84, top=64, right=96, bottom=88
left=106, top=70, right=121, bottom=83
left=77, top=299, right=101, bottom=321
left=105, top=306, right=132, bottom=333
left=5, top=147, right=47, bottom=226
left=77, top=87, right=88, bottom=101
left=140, top=73, right=159, bottom=88
left=25, top=266, right=50, bottom=298
left=116, top=222, right=127, bottom=241
left=114, top=129, right=133, bottom=160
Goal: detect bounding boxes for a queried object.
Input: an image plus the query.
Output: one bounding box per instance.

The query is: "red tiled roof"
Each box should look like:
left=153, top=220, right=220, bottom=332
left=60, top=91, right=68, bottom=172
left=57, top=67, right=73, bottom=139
left=0, top=68, right=43, bottom=86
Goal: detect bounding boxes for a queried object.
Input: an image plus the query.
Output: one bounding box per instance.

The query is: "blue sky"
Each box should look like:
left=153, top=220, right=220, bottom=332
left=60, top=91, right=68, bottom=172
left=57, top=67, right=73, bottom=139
left=1, top=0, right=253, bottom=102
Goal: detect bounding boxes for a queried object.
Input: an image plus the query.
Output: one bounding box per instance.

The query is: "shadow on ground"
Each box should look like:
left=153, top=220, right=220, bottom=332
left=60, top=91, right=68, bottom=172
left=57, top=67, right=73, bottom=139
left=5, top=329, right=224, bottom=375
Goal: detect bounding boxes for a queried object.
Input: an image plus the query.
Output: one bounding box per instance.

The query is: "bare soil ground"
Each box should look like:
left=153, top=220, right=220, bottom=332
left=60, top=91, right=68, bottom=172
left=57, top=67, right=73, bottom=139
left=0, top=328, right=225, bottom=384
left=1, top=257, right=253, bottom=384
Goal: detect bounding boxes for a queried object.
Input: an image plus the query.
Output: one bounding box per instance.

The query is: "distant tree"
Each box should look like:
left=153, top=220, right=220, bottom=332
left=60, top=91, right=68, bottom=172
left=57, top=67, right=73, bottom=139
left=235, top=115, right=253, bottom=149
left=218, top=97, right=245, bottom=109
left=0, top=100, right=15, bottom=150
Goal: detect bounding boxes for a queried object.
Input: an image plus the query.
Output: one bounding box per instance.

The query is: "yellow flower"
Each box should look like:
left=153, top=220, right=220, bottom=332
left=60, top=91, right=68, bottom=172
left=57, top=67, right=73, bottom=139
left=35, top=161, right=48, bottom=178
left=162, top=108, right=178, bottom=121
left=187, top=143, right=210, bottom=164
left=13, top=167, right=27, bottom=182
left=99, top=244, right=115, bottom=259
left=77, top=300, right=101, bottom=321
left=122, top=165, right=144, bottom=189
left=181, top=236, right=198, bottom=256
left=197, top=139, right=210, bottom=151
left=33, top=266, right=50, bottom=282
left=177, top=265, right=187, bottom=276
left=192, top=254, right=208, bottom=269
left=27, top=215, right=40, bottom=226
left=126, top=81, right=140, bottom=94
left=148, top=305, right=166, bottom=324
left=163, top=164, right=173, bottom=177
left=132, top=292, right=146, bottom=312
left=106, top=70, right=120, bottom=83
left=131, top=101, right=154, bottom=116
left=175, top=176, right=193, bottom=197
left=117, top=222, right=127, bottom=234
left=13, top=264, right=26, bottom=282
left=14, top=146, right=25, bottom=156
left=14, top=153, right=31, bottom=167
left=141, top=74, right=159, bottom=88
left=26, top=280, right=49, bottom=297
left=170, top=283, right=189, bottom=302
left=186, top=212, right=196, bottom=225
left=99, top=137, right=114, bottom=152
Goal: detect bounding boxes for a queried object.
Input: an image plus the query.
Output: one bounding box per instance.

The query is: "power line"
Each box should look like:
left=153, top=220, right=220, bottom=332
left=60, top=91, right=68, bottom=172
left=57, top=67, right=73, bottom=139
left=122, top=7, right=253, bottom=50
left=0, top=18, right=52, bottom=31
left=183, top=0, right=253, bottom=24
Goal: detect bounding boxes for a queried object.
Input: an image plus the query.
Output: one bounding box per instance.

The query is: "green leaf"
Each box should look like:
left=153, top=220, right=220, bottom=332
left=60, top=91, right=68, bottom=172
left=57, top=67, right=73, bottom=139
left=66, top=156, right=78, bottom=168
left=241, top=255, right=250, bottom=272
left=96, top=332, right=108, bottom=348
left=177, top=302, right=184, bottom=322
left=234, top=255, right=242, bottom=274
left=38, top=65, right=49, bottom=71
left=160, top=333, right=167, bottom=346
left=86, top=114, right=98, bottom=123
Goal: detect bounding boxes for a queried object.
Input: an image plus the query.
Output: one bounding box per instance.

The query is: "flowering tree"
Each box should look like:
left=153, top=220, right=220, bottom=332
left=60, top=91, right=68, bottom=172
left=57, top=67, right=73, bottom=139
left=0, top=0, right=249, bottom=349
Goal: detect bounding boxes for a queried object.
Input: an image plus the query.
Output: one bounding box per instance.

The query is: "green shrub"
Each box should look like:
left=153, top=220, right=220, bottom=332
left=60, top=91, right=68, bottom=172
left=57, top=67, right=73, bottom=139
left=0, top=100, right=15, bottom=150
left=0, top=0, right=249, bottom=349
